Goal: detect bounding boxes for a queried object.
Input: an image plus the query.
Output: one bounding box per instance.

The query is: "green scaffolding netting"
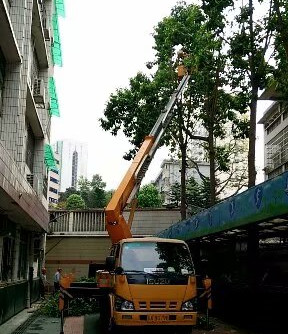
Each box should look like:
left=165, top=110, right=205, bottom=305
left=49, top=77, right=60, bottom=117
left=44, top=144, right=57, bottom=170
left=52, top=13, right=62, bottom=66
left=55, top=0, right=65, bottom=17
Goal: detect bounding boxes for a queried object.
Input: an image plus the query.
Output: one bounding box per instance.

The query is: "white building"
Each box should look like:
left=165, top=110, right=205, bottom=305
left=54, top=140, right=88, bottom=192
left=47, top=152, right=60, bottom=206
left=154, top=159, right=210, bottom=205
left=258, top=99, right=288, bottom=179
left=0, top=0, right=63, bottom=324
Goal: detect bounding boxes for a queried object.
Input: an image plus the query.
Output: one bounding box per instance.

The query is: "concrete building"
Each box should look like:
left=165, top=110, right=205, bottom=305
left=54, top=139, right=88, bottom=192
left=258, top=94, right=288, bottom=179
left=0, top=0, right=63, bottom=325
left=47, top=151, right=60, bottom=206
left=154, top=159, right=210, bottom=205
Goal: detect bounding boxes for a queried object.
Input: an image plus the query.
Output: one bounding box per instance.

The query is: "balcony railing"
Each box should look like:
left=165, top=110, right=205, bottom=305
left=49, top=210, right=106, bottom=234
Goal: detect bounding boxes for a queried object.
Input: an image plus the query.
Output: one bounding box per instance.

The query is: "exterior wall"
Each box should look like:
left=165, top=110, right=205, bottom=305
left=154, top=160, right=210, bottom=205
left=54, top=140, right=88, bottom=192
left=47, top=152, right=60, bottom=206
left=0, top=0, right=56, bottom=325
left=45, top=236, right=111, bottom=282
left=259, top=101, right=288, bottom=179
left=46, top=209, right=181, bottom=281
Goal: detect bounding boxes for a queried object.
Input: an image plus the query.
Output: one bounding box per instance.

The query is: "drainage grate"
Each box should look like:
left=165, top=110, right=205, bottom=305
left=11, top=310, right=40, bottom=334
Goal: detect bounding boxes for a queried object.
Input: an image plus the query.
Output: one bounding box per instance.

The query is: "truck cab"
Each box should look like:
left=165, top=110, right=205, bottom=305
left=103, top=237, right=197, bottom=332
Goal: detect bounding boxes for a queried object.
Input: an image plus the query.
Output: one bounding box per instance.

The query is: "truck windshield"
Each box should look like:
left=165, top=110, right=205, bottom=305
left=120, top=241, right=194, bottom=275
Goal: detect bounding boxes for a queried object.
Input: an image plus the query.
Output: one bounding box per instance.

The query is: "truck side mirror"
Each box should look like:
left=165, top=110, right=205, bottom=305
left=106, top=256, right=116, bottom=271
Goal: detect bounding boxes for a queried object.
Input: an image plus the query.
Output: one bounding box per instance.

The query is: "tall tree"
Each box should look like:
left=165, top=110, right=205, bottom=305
left=228, top=0, right=273, bottom=187
left=100, top=2, right=250, bottom=216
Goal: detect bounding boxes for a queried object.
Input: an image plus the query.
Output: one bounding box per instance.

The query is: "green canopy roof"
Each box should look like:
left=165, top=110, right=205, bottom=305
left=55, top=0, right=65, bottom=17
left=49, top=77, right=60, bottom=117
left=44, top=144, right=57, bottom=170
left=51, top=12, right=62, bottom=67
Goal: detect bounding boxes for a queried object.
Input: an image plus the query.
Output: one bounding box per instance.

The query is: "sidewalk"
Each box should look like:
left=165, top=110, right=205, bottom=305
left=0, top=307, right=98, bottom=334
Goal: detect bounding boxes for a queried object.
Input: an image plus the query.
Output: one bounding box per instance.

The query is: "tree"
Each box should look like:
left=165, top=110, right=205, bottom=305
left=78, top=176, right=91, bottom=207
left=100, top=2, right=250, bottom=218
left=58, top=187, right=79, bottom=202
left=168, top=176, right=211, bottom=215
left=137, top=184, right=162, bottom=208
left=66, top=194, right=86, bottom=210
left=228, top=0, right=273, bottom=187
left=88, top=174, right=107, bottom=208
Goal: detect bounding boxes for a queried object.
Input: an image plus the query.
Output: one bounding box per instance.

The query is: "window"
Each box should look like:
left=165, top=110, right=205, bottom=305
left=49, top=197, right=58, bottom=203
left=18, top=231, right=28, bottom=279
left=0, top=236, right=15, bottom=281
left=25, top=123, right=35, bottom=172
left=0, top=47, right=6, bottom=113
left=49, top=187, right=58, bottom=194
left=50, top=176, right=58, bottom=184
left=266, top=116, right=281, bottom=134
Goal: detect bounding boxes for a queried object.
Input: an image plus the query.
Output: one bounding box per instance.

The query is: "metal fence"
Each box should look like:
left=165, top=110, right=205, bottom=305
left=49, top=210, right=106, bottom=234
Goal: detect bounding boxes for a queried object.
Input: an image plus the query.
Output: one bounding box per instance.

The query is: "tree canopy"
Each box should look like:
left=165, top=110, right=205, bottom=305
left=137, top=184, right=163, bottom=208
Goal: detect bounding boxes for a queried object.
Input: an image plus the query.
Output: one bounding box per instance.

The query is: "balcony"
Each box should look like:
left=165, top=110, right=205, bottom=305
left=0, top=0, right=21, bottom=63
left=0, top=141, right=49, bottom=231
left=31, top=0, right=48, bottom=68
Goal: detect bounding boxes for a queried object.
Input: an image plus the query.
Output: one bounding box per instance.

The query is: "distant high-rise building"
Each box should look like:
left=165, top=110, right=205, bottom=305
left=55, top=140, right=88, bottom=192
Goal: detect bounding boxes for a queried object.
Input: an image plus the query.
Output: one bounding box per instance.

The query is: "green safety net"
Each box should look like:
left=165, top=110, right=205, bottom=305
left=51, top=12, right=62, bottom=66
left=49, top=77, right=60, bottom=117
left=44, top=144, right=57, bottom=170
left=55, top=0, right=65, bottom=17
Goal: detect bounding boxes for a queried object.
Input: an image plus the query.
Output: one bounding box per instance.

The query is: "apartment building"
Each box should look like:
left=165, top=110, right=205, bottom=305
left=47, top=151, right=60, bottom=206
left=154, top=159, right=210, bottom=205
left=0, top=0, right=63, bottom=324
left=258, top=91, right=288, bottom=180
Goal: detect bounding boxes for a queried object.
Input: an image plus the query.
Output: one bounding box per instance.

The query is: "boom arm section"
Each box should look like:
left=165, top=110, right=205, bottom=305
left=105, top=72, right=190, bottom=244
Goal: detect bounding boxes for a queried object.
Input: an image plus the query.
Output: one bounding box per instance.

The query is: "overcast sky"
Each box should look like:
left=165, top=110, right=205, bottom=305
left=51, top=0, right=266, bottom=190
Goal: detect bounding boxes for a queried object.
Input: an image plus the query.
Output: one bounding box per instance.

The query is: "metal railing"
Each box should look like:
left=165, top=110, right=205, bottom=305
left=49, top=210, right=106, bottom=234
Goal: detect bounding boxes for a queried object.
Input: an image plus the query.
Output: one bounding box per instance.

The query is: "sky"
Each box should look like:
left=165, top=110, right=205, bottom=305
left=51, top=0, right=267, bottom=190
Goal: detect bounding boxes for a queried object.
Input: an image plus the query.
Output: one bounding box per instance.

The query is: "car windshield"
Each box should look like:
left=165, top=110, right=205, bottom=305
left=120, top=241, right=194, bottom=275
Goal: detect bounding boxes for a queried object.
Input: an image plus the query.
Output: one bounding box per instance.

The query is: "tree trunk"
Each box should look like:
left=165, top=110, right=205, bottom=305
left=180, top=145, right=187, bottom=220
left=208, top=132, right=216, bottom=206
left=248, top=85, right=258, bottom=187
left=248, top=0, right=257, bottom=188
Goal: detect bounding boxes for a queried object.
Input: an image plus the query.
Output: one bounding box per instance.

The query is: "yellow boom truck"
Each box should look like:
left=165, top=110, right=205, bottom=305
left=97, top=62, right=198, bottom=334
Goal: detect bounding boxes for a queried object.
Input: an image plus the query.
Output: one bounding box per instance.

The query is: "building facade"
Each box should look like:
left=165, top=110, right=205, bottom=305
left=258, top=99, right=288, bottom=180
left=154, top=159, right=210, bottom=205
left=0, top=0, right=63, bottom=324
left=47, top=151, right=60, bottom=206
left=54, top=140, right=88, bottom=192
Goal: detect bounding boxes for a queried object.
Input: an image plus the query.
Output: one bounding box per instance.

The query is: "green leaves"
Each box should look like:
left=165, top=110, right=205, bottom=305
left=137, top=184, right=163, bottom=208
left=66, top=194, right=86, bottom=210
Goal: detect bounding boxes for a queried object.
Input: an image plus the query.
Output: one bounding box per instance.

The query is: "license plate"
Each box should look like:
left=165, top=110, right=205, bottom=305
left=147, top=314, right=169, bottom=322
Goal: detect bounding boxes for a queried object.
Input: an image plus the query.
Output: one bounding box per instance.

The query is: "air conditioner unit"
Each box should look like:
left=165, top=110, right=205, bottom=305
left=43, top=28, right=51, bottom=41
left=33, top=78, right=45, bottom=105
left=27, top=174, right=34, bottom=187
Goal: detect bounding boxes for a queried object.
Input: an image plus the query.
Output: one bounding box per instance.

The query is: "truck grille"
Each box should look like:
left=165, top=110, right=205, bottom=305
left=138, top=301, right=178, bottom=310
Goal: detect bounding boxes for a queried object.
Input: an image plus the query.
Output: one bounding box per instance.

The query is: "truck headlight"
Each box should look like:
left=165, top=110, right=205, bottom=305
left=115, top=296, right=134, bottom=311
left=181, top=298, right=197, bottom=311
